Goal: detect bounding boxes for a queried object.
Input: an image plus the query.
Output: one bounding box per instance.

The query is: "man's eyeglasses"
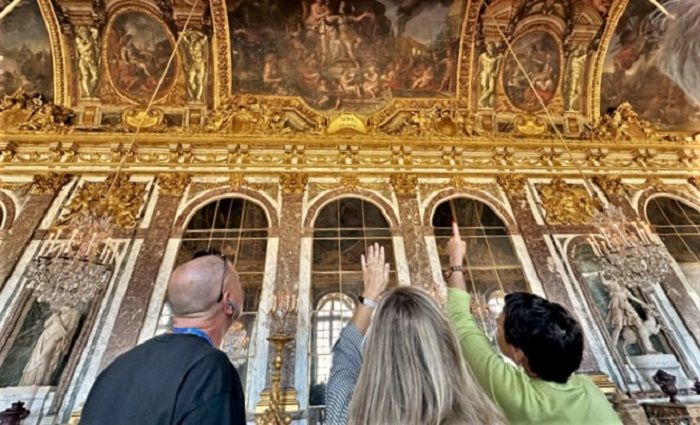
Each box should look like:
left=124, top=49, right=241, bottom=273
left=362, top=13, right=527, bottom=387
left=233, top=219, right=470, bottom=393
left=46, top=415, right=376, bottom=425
left=192, top=249, right=227, bottom=303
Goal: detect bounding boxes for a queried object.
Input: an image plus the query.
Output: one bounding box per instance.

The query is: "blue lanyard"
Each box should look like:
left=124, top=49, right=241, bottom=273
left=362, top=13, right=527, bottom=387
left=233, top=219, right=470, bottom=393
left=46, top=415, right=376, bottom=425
left=172, top=327, right=214, bottom=347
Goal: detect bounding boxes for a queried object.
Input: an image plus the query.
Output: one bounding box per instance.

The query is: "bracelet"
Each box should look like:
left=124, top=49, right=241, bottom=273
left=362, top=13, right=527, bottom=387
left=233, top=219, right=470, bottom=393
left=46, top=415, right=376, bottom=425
left=358, top=295, right=378, bottom=309
left=443, top=265, right=464, bottom=279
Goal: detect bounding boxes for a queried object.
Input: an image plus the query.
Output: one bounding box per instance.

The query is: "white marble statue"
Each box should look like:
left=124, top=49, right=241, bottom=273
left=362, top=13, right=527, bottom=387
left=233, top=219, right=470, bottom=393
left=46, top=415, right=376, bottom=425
left=19, top=306, right=81, bottom=386
left=601, top=276, right=661, bottom=355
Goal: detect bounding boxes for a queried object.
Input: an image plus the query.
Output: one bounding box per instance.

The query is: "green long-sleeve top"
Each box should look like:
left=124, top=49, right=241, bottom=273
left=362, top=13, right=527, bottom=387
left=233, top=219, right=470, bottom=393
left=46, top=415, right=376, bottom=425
left=446, top=288, right=622, bottom=425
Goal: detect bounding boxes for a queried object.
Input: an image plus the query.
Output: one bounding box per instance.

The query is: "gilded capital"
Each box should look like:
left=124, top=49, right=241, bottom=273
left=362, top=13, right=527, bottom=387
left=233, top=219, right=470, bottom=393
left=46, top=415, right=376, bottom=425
left=497, top=174, right=526, bottom=197
left=280, top=173, right=308, bottom=195
left=689, top=176, right=700, bottom=191
left=538, top=178, right=602, bottom=225
left=592, top=175, right=627, bottom=196
left=390, top=174, right=418, bottom=197
left=30, top=172, right=70, bottom=196
left=157, top=174, right=191, bottom=197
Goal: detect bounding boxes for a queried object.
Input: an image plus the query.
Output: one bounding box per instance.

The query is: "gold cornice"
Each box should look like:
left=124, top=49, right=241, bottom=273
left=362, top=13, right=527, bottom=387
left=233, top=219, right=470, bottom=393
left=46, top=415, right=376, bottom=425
left=37, top=0, right=69, bottom=106
left=588, top=0, right=629, bottom=120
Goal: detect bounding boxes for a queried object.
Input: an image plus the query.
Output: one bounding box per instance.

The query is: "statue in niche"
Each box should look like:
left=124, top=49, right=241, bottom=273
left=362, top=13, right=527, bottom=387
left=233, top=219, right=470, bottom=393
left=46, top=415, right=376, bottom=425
left=601, top=275, right=661, bottom=355
left=75, top=27, right=100, bottom=98
left=19, top=306, right=81, bottom=386
left=181, top=30, right=208, bottom=103
left=478, top=42, right=503, bottom=109
left=565, top=46, right=586, bottom=111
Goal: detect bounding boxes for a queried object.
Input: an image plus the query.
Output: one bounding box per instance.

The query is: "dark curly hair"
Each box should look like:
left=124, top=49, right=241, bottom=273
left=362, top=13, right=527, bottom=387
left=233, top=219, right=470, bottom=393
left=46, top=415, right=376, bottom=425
left=503, top=292, right=584, bottom=384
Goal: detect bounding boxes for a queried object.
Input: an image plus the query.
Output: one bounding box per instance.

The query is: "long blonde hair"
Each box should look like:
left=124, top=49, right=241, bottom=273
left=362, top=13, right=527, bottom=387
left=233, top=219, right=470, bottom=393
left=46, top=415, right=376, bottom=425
left=347, top=286, right=506, bottom=425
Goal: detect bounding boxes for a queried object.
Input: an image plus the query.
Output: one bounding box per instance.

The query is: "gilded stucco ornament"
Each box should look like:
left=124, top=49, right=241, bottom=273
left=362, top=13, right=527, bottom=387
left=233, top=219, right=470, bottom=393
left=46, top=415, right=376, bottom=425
left=497, top=174, right=526, bottom=197
left=538, top=178, right=602, bottom=225
left=279, top=173, right=308, bottom=195
left=689, top=176, right=700, bottom=191
left=390, top=174, right=418, bottom=197
left=56, top=174, right=146, bottom=229
left=123, top=108, right=165, bottom=131
left=30, top=173, right=71, bottom=196
left=0, top=88, right=73, bottom=132
left=75, top=26, right=100, bottom=99
left=157, top=174, right=191, bottom=197
left=583, top=102, right=656, bottom=142
left=593, top=175, right=627, bottom=196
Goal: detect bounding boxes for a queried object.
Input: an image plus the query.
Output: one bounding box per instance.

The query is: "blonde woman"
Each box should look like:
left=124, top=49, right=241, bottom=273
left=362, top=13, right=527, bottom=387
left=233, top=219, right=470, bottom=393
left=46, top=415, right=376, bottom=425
left=325, top=243, right=506, bottom=425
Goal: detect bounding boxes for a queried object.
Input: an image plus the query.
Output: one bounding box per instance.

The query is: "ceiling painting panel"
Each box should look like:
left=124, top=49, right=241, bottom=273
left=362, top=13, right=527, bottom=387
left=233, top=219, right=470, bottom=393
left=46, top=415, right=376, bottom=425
left=227, top=0, right=465, bottom=113
left=600, top=0, right=700, bottom=131
left=0, top=0, right=54, bottom=101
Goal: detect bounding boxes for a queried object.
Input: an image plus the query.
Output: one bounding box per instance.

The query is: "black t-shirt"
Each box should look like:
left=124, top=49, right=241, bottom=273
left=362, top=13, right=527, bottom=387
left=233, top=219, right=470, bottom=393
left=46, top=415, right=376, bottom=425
left=81, top=333, right=245, bottom=425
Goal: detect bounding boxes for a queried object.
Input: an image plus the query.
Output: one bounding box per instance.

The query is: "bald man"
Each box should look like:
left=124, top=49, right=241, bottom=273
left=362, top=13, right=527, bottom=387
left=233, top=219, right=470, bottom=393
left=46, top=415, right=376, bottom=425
left=81, top=253, right=246, bottom=425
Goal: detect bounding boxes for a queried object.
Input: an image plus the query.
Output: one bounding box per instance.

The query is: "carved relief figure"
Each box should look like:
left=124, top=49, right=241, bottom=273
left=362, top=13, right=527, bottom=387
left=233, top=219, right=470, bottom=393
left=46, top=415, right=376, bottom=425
left=0, top=1, right=53, bottom=100
left=19, top=306, right=81, bottom=386
left=601, top=276, right=660, bottom=355
left=478, top=42, right=502, bottom=109
left=565, top=46, right=586, bottom=111
left=228, top=0, right=464, bottom=113
left=503, top=32, right=561, bottom=112
left=106, top=12, right=175, bottom=101
left=601, top=0, right=700, bottom=131
left=75, top=27, right=100, bottom=98
left=181, top=30, right=208, bottom=103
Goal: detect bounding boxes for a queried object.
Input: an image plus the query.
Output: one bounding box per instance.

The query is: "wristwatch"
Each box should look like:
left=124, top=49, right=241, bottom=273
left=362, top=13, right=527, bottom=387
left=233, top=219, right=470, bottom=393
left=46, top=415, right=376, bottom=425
left=443, top=265, right=464, bottom=278
left=358, top=295, right=378, bottom=309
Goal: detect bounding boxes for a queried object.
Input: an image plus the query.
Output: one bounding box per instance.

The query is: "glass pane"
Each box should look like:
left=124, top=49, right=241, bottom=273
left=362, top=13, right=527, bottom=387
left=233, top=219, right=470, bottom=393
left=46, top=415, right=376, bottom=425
left=242, top=202, right=268, bottom=229
left=315, top=201, right=338, bottom=228
left=660, top=234, right=696, bottom=263
left=313, top=239, right=339, bottom=271
left=339, top=198, right=363, bottom=228
left=487, top=237, right=520, bottom=267
left=340, top=239, right=364, bottom=270
left=237, top=239, right=268, bottom=271
left=363, top=201, right=389, bottom=228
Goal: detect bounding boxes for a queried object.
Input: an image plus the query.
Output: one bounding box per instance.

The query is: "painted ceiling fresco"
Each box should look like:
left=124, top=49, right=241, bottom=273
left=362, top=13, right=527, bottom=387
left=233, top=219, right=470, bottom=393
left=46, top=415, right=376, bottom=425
left=228, top=0, right=464, bottom=113
left=601, top=0, right=700, bottom=131
left=0, top=0, right=53, bottom=101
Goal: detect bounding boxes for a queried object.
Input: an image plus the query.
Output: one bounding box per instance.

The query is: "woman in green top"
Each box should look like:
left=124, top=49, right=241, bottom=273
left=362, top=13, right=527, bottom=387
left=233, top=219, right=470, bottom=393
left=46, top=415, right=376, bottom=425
left=444, top=222, right=622, bottom=425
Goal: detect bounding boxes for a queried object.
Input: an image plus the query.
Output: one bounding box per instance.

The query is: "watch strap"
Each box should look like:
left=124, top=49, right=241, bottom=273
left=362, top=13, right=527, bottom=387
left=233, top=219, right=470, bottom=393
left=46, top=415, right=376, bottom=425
left=444, top=265, right=464, bottom=278
left=358, top=295, right=378, bottom=309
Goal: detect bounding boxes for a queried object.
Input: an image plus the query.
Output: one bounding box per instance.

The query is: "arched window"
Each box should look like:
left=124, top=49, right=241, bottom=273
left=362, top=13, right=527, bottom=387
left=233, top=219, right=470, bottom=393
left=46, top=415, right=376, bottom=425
left=646, top=197, right=700, bottom=284
left=157, top=197, right=269, bottom=397
left=432, top=197, right=528, bottom=336
left=308, top=198, right=397, bottom=419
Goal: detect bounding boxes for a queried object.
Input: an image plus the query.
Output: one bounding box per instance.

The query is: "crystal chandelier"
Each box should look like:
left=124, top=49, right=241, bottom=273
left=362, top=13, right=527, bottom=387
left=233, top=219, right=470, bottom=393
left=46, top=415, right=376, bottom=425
left=25, top=215, right=117, bottom=309
left=587, top=206, right=670, bottom=289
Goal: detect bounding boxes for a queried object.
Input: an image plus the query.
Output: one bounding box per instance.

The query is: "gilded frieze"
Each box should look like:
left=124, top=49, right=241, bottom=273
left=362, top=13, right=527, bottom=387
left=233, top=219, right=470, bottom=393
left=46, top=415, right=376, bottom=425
left=157, top=173, right=190, bottom=197
left=30, top=172, right=70, bottom=196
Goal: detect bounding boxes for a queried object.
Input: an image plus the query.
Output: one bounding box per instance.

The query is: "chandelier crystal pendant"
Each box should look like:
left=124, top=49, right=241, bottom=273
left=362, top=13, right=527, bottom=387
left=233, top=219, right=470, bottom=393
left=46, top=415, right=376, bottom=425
left=25, top=215, right=117, bottom=309
left=587, top=206, right=671, bottom=290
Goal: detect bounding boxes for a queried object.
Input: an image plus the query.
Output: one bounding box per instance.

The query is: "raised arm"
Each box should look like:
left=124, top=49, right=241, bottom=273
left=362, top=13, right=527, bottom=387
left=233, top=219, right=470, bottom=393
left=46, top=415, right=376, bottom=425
left=325, top=243, right=389, bottom=425
left=444, top=222, right=530, bottom=413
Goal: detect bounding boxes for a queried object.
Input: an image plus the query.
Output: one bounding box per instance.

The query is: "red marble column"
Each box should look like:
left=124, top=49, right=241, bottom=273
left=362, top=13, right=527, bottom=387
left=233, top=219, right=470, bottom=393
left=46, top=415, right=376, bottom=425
left=0, top=174, right=69, bottom=290
left=394, top=188, right=434, bottom=287
left=99, top=180, right=186, bottom=370
left=499, top=176, right=599, bottom=372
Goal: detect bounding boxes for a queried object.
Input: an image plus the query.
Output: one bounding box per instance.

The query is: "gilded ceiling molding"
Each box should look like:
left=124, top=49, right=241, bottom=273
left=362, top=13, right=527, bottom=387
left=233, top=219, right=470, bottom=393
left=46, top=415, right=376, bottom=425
left=538, top=178, right=602, bottom=225
left=456, top=0, right=478, bottom=104
left=37, top=0, right=69, bottom=106
left=209, top=0, right=231, bottom=107
left=30, top=172, right=71, bottom=196
left=55, top=174, right=146, bottom=228
left=587, top=0, right=629, bottom=120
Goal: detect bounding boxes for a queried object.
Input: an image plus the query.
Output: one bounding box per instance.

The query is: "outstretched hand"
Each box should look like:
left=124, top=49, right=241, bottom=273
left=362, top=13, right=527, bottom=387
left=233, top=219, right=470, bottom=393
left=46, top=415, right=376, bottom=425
left=361, top=243, right=390, bottom=301
left=446, top=222, right=467, bottom=266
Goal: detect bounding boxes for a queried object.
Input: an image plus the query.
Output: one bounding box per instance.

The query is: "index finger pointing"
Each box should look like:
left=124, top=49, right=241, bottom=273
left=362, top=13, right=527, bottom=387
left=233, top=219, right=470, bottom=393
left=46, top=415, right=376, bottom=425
left=452, top=221, right=461, bottom=238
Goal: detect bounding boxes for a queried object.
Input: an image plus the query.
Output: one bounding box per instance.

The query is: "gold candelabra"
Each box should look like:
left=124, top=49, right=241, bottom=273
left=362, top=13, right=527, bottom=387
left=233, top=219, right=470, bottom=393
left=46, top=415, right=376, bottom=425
left=256, top=288, right=299, bottom=425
